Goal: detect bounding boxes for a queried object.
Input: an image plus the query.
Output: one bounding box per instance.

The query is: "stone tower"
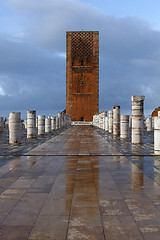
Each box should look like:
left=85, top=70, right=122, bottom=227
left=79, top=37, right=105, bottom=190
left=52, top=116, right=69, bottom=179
left=66, top=31, right=99, bottom=121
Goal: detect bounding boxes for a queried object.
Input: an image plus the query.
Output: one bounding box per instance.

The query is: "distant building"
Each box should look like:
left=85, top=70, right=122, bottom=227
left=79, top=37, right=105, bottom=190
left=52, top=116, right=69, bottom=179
left=151, top=107, right=160, bottom=117
left=66, top=31, right=99, bottom=121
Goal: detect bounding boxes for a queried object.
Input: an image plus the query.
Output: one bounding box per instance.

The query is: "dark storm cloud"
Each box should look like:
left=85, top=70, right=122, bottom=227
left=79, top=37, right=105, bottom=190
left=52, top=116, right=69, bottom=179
left=0, top=0, right=160, bottom=117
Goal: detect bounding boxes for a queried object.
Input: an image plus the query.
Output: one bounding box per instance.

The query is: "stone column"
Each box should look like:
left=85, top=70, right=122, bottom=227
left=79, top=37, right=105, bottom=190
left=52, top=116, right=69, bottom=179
left=129, top=116, right=132, bottom=129
left=38, top=115, right=45, bottom=135
left=27, top=110, right=36, bottom=138
left=9, top=112, right=21, bottom=144
left=113, top=106, right=120, bottom=136
left=66, top=115, right=71, bottom=126
left=94, top=114, right=99, bottom=128
left=63, top=113, right=67, bottom=127
left=23, top=120, right=27, bottom=129
left=105, top=117, right=109, bottom=131
left=108, top=111, right=113, bottom=133
left=45, top=117, right=51, bottom=133
left=51, top=116, right=56, bottom=131
left=131, top=96, right=145, bottom=144
left=99, top=111, right=107, bottom=129
left=120, top=115, right=129, bottom=139
left=154, top=115, right=160, bottom=155
left=146, top=117, right=152, bottom=131
left=56, top=116, right=59, bottom=130
left=0, top=117, right=4, bottom=132
left=35, top=118, right=37, bottom=128
left=58, top=112, right=61, bottom=128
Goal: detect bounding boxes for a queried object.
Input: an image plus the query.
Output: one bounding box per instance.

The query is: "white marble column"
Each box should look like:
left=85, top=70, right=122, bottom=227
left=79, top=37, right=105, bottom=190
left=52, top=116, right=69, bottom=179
left=105, top=117, right=109, bottom=131
left=146, top=117, right=152, bottom=132
left=120, top=115, right=129, bottom=139
left=129, top=115, right=132, bottom=129
left=38, top=115, right=45, bottom=135
left=113, top=106, right=120, bottom=136
left=131, top=96, right=145, bottom=144
left=108, top=111, right=113, bottom=133
left=154, top=113, right=160, bottom=154
left=45, top=117, right=51, bottom=133
left=51, top=116, right=56, bottom=131
left=9, top=112, right=21, bottom=144
left=27, top=110, right=36, bottom=138
left=56, top=116, right=59, bottom=130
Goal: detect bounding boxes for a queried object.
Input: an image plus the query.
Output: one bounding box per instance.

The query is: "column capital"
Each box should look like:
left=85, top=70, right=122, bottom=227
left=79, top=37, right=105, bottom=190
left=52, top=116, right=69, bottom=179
left=131, top=96, right=145, bottom=102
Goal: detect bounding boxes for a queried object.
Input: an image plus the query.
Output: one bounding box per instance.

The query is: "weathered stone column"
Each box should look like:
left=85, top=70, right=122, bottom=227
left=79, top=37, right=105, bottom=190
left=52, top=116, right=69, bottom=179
left=94, top=114, right=99, bottom=128
left=146, top=117, right=152, bottom=131
left=56, top=116, right=59, bottom=130
left=0, top=117, right=4, bottom=132
left=51, top=116, right=56, bottom=131
left=38, top=115, right=45, bottom=135
left=108, top=111, right=113, bottom=133
left=113, top=106, right=120, bottom=136
left=99, top=111, right=107, bottom=130
left=36, top=117, right=38, bottom=128
left=9, top=112, right=21, bottom=144
left=131, top=96, right=145, bottom=144
left=120, top=115, right=129, bottom=139
left=27, top=110, right=36, bottom=138
left=66, top=115, right=71, bottom=126
left=105, top=117, right=109, bottom=131
left=154, top=115, right=160, bottom=155
left=45, top=117, right=51, bottom=133
left=58, top=112, right=62, bottom=128
left=23, top=120, right=27, bottom=129
left=129, top=116, right=132, bottom=129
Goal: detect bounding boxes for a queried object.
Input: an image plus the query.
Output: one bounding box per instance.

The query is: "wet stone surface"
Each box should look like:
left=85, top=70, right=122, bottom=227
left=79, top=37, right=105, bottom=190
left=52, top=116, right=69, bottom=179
left=0, top=126, right=70, bottom=167
left=0, top=125, right=160, bottom=239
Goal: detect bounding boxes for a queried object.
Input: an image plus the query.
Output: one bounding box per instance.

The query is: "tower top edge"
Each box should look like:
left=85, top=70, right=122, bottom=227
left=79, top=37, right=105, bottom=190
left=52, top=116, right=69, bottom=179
left=66, top=31, right=99, bottom=34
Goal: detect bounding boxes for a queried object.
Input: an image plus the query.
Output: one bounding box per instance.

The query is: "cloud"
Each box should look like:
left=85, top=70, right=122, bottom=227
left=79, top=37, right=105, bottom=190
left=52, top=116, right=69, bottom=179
left=0, top=0, right=160, bottom=118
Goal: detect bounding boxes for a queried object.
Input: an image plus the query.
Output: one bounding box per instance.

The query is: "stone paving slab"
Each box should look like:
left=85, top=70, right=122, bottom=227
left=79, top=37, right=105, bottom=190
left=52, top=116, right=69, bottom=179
left=0, top=126, right=160, bottom=239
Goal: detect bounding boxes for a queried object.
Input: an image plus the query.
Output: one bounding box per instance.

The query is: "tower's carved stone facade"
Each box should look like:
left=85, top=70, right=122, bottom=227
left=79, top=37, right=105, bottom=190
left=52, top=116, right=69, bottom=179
left=66, top=31, right=99, bottom=121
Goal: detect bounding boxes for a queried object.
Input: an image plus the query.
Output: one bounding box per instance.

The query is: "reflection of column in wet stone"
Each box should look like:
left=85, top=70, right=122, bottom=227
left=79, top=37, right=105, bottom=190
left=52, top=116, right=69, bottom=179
left=27, top=110, right=36, bottom=138
left=0, top=117, right=4, bottom=132
left=132, top=162, right=144, bottom=190
left=131, top=96, right=145, bottom=144
left=120, top=115, right=129, bottom=139
left=9, top=112, right=22, bottom=144
left=27, top=156, right=37, bottom=166
left=154, top=116, right=160, bottom=155
left=113, top=106, right=120, bottom=136
left=146, top=117, right=152, bottom=131
left=108, top=110, right=113, bottom=133
left=38, top=115, right=45, bottom=135
left=45, top=117, right=51, bottom=133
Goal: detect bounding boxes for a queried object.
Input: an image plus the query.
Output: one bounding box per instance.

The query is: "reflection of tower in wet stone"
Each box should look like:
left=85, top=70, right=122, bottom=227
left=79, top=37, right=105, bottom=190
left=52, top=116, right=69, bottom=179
left=66, top=31, right=99, bottom=121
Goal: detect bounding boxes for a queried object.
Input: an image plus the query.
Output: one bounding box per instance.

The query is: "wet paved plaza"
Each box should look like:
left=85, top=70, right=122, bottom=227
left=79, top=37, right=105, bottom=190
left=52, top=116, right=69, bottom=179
left=0, top=125, right=160, bottom=239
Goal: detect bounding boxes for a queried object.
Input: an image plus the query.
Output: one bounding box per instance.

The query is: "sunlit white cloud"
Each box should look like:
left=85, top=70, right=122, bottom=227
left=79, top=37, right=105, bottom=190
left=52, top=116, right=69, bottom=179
left=0, top=86, right=6, bottom=96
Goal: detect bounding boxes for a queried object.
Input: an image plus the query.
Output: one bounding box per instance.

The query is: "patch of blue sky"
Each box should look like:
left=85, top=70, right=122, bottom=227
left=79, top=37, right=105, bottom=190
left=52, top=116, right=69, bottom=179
left=79, top=0, right=160, bottom=30
left=0, top=2, right=23, bottom=34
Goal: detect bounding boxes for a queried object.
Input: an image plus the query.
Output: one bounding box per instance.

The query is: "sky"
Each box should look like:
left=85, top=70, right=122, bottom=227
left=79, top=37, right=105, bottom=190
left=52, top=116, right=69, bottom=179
left=0, top=0, right=160, bottom=119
